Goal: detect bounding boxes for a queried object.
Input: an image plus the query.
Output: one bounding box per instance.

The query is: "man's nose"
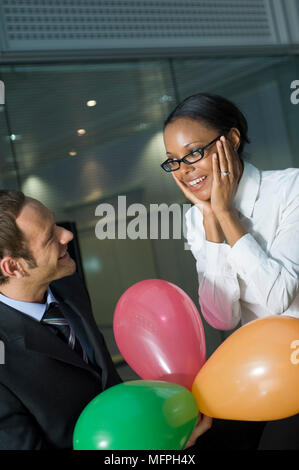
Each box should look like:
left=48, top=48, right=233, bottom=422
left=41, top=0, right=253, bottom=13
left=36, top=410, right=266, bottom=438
left=59, top=227, right=74, bottom=244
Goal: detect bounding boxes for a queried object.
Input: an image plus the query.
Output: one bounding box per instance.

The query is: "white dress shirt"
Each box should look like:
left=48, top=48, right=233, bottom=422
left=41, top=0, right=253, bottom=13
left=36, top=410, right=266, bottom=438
left=0, top=288, right=57, bottom=321
left=185, top=161, right=299, bottom=330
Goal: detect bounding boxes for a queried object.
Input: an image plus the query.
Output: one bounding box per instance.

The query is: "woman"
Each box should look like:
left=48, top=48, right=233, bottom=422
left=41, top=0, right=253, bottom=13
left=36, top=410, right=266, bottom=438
left=162, top=92, right=299, bottom=329
left=162, top=93, right=299, bottom=450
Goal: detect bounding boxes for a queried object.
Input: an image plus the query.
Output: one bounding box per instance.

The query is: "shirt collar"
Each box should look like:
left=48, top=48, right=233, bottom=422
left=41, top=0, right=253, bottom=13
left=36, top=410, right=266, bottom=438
left=234, top=161, right=261, bottom=218
left=0, top=287, right=58, bottom=322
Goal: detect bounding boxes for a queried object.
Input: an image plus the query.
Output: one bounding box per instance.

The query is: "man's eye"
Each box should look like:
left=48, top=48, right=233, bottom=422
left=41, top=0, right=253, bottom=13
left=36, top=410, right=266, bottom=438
left=47, top=233, right=55, bottom=245
left=191, top=148, right=201, bottom=156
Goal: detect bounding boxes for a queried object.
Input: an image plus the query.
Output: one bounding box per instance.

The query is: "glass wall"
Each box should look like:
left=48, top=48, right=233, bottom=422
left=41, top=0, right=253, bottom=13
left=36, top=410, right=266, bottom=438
left=1, top=55, right=298, bottom=379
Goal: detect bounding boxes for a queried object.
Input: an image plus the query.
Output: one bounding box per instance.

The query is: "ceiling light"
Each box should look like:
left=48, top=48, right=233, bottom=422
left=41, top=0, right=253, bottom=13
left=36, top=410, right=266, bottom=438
left=159, top=95, right=173, bottom=103
left=137, top=123, right=148, bottom=130
left=9, top=134, right=21, bottom=141
left=77, top=129, right=86, bottom=135
left=86, top=100, right=97, bottom=107
left=69, top=151, right=77, bottom=156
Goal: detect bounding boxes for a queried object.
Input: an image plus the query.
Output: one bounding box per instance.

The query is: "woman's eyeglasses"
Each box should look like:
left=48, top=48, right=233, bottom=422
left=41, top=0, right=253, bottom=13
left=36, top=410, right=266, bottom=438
left=161, top=135, right=222, bottom=172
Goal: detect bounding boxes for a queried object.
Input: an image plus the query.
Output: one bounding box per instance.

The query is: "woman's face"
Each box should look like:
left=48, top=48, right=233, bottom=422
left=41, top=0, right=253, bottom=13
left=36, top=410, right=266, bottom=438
left=163, top=118, right=222, bottom=201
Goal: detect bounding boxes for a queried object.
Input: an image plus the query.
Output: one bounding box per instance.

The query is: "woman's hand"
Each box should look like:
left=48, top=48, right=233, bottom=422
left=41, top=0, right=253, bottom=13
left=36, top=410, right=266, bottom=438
left=211, top=136, right=243, bottom=218
left=172, top=168, right=225, bottom=243
left=184, top=414, right=213, bottom=449
left=172, top=172, right=214, bottom=218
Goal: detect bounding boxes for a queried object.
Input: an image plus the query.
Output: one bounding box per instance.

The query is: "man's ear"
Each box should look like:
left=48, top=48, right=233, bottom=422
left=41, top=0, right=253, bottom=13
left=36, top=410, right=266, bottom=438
left=0, top=257, right=27, bottom=280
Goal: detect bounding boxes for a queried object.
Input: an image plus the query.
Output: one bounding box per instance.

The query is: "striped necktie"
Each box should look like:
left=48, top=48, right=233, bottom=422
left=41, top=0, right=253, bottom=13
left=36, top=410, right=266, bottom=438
left=42, top=302, right=88, bottom=363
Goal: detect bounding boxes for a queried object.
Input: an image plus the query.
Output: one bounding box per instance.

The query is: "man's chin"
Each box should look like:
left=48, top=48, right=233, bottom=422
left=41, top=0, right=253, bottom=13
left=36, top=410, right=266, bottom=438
left=54, top=259, right=77, bottom=280
left=64, top=259, right=77, bottom=276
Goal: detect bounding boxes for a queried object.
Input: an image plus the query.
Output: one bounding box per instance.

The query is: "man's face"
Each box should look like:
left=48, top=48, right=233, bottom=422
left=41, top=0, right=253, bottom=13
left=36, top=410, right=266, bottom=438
left=16, top=198, right=76, bottom=285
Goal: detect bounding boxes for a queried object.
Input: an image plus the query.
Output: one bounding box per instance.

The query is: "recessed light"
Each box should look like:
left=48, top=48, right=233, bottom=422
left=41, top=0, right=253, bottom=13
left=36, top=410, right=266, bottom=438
left=137, top=123, right=148, bottom=130
left=159, top=95, right=173, bottom=103
left=69, top=151, right=77, bottom=156
left=86, top=100, right=97, bottom=107
left=77, top=129, right=86, bottom=135
left=9, top=134, right=21, bottom=141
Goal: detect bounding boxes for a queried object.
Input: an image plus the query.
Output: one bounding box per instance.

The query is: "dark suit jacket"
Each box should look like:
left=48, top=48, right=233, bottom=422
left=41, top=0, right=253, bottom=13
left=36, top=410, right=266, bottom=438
left=0, top=273, right=122, bottom=450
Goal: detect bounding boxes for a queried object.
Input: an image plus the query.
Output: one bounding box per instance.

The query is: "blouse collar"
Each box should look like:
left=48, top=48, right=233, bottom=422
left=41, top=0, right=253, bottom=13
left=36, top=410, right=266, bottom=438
left=234, top=160, right=261, bottom=218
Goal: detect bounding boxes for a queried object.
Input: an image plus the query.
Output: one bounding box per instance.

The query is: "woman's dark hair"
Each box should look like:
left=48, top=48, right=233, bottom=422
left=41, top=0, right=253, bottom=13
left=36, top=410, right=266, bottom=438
left=164, top=93, right=250, bottom=159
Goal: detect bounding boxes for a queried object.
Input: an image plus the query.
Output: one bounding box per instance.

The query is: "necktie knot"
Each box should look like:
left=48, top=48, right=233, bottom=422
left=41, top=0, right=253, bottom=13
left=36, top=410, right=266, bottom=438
left=42, top=303, right=68, bottom=326
left=42, top=302, right=88, bottom=363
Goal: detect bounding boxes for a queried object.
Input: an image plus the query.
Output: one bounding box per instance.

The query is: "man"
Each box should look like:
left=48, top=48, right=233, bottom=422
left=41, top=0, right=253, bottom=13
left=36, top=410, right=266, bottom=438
left=0, top=190, right=210, bottom=450
left=0, top=190, right=122, bottom=449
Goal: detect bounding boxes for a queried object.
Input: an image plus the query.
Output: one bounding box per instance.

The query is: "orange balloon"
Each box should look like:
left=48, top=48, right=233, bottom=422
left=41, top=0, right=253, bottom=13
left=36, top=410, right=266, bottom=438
left=192, top=316, right=299, bottom=421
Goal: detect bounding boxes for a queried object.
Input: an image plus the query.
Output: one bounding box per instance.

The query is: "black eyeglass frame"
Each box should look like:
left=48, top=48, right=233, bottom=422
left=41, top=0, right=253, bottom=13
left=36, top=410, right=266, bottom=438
left=161, top=134, right=223, bottom=172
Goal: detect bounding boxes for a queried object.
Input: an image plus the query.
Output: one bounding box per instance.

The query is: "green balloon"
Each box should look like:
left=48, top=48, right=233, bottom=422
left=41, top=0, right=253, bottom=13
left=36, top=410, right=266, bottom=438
left=73, top=380, right=198, bottom=450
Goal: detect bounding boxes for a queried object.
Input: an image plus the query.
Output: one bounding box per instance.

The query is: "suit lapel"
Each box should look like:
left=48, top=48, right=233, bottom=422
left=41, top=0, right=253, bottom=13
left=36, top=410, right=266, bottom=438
left=50, top=275, right=114, bottom=388
left=0, top=300, right=95, bottom=374
left=0, top=274, right=121, bottom=390
left=57, top=300, right=97, bottom=366
left=23, top=314, right=94, bottom=373
left=50, top=277, right=101, bottom=360
left=58, top=296, right=110, bottom=386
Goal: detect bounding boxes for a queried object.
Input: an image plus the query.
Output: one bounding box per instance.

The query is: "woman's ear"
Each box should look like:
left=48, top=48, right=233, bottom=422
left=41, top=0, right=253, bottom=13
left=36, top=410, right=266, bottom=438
left=228, top=127, right=241, bottom=152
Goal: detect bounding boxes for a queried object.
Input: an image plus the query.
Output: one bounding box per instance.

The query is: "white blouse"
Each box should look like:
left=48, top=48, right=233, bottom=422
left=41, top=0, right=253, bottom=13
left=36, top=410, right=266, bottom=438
left=185, top=161, right=299, bottom=330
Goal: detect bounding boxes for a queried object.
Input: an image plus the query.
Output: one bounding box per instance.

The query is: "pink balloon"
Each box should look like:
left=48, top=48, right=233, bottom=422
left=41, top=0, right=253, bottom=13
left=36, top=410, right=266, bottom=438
left=113, top=279, right=206, bottom=390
